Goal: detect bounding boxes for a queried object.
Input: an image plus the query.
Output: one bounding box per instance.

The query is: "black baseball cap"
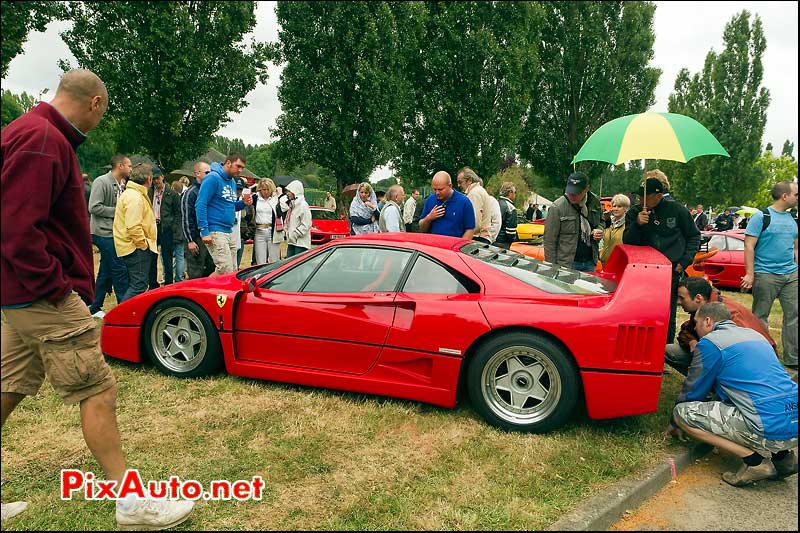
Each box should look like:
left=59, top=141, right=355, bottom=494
left=638, top=177, right=665, bottom=195
left=565, top=172, right=589, bottom=194
left=151, top=166, right=163, bottom=178
left=235, top=177, right=246, bottom=189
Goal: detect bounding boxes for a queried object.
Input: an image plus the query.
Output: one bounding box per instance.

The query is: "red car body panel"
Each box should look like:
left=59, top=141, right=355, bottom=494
left=700, top=231, right=746, bottom=289
left=310, top=206, right=350, bottom=244
left=101, top=233, right=671, bottom=419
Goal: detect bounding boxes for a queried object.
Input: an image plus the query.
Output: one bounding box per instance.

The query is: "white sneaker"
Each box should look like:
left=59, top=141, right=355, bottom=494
left=92, top=310, right=106, bottom=319
left=1, top=501, right=29, bottom=521
left=116, top=498, right=194, bottom=531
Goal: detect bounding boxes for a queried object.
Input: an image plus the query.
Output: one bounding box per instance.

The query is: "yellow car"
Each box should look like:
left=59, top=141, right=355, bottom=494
left=516, top=221, right=545, bottom=241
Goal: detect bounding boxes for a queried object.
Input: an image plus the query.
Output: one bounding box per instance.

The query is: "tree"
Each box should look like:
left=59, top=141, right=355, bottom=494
left=210, top=135, right=257, bottom=159
left=393, top=2, right=543, bottom=189
left=748, top=151, right=798, bottom=207
left=485, top=165, right=531, bottom=209
left=246, top=143, right=281, bottom=178
left=273, top=1, right=423, bottom=195
left=60, top=1, right=272, bottom=170
left=519, top=2, right=660, bottom=189
left=664, top=11, right=769, bottom=207
left=782, top=140, right=795, bottom=161
left=1, top=90, right=35, bottom=128
left=1, top=1, right=66, bottom=79
left=77, top=118, right=119, bottom=179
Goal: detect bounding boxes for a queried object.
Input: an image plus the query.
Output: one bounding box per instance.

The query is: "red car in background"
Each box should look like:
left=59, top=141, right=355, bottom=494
left=310, top=206, right=350, bottom=245
left=698, top=230, right=746, bottom=289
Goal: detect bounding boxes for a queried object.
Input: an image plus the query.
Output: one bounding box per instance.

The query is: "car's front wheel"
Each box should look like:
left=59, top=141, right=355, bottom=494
left=144, top=299, right=222, bottom=378
left=467, top=332, right=579, bottom=433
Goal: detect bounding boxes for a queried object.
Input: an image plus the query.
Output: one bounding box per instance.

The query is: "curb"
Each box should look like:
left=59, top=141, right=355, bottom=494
left=546, top=442, right=713, bottom=531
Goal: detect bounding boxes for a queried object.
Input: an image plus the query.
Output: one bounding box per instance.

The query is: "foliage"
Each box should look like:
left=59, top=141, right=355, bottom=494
left=210, top=135, right=259, bottom=159
left=274, top=1, right=423, bottom=195
left=373, top=176, right=399, bottom=191
left=748, top=151, right=799, bottom=208
left=781, top=140, right=795, bottom=161
left=597, top=160, right=646, bottom=199
left=393, top=2, right=543, bottom=189
left=484, top=165, right=531, bottom=209
left=246, top=143, right=281, bottom=179
left=1, top=1, right=66, bottom=79
left=77, top=117, right=119, bottom=179
left=663, top=11, right=769, bottom=207
left=1, top=89, right=35, bottom=128
left=60, top=1, right=272, bottom=171
left=520, top=2, right=661, bottom=189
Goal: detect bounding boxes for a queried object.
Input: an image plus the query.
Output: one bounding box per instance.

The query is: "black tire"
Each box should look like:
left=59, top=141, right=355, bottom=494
left=143, top=298, right=223, bottom=378
left=467, top=332, right=579, bottom=433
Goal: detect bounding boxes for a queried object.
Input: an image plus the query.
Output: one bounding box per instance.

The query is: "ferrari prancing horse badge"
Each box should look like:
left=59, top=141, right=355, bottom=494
left=216, top=294, right=227, bottom=308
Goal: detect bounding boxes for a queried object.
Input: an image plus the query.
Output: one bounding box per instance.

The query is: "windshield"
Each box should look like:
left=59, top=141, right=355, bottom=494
left=235, top=253, right=310, bottom=281
left=311, top=209, right=338, bottom=220
left=460, top=242, right=617, bottom=295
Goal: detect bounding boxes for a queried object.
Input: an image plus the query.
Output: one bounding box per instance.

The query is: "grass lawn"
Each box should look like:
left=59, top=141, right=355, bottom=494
left=0, top=250, right=787, bottom=530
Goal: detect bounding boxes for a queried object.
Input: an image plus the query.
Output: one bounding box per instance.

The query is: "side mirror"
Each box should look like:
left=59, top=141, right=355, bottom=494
left=242, top=277, right=261, bottom=297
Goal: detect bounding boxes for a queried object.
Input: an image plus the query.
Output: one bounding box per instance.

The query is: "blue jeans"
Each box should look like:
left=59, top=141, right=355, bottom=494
left=174, top=241, right=185, bottom=282
left=121, top=249, right=154, bottom=302
left=90, top=234, right=128, bottom=313
left=572, top=260, right=596, bottom=273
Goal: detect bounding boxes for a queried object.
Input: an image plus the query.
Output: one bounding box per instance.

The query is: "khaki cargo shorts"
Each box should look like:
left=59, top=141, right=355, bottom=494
left=1, top=291, right=116, bottom=404
left=674, top=400, right=798, bottom=455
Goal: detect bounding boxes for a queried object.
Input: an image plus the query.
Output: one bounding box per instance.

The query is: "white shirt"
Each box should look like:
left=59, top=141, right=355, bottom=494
left=255, top=195, right=273, bottom=225
left=488, top=196, right=502, bottom=243
left=403, top=196, right=417, bottom=225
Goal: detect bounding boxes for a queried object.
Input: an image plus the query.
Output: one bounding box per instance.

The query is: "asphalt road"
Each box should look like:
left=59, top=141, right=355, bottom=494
left=610, top=447, right=798, bottom=531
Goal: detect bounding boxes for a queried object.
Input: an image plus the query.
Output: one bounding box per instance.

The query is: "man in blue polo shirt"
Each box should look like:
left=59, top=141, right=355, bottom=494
left=419, top=171, right=475, bottom=239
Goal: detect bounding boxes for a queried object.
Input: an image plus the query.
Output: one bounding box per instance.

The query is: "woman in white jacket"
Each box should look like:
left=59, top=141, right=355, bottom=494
left=252, top=178, right=285, bottom=264
left=284, top=180, right=312, bottom=257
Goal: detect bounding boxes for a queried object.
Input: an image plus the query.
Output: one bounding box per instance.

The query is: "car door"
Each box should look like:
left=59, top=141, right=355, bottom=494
left=386, top=254, right=490, bottom=359
left=234, top=246, right=413, bottom=374
left=724, top=236, right=746, bottom=287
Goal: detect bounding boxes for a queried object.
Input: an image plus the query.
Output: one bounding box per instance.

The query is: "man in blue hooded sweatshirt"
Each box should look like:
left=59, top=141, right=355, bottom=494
left=195, top=153, right=253, bottom=275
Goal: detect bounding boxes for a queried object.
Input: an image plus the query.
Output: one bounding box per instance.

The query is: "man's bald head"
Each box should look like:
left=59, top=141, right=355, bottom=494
left=431, top=171, right=454, bottom=201
left=56, top=69, right=107, bottom=102
left=50, top=69, right=108, bottom=133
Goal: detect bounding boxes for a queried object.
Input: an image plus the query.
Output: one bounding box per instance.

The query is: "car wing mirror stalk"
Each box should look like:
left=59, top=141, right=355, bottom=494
left=243, top=277, right=262, bottom=297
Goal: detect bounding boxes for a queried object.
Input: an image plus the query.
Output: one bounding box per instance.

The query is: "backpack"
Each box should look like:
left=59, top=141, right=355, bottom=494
left=760, top=208, right=771, bottom=233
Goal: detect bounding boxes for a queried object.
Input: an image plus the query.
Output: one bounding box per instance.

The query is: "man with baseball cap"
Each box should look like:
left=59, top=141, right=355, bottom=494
left=624, top=169, right=700, bottom=344
left=543, top=171, right=604, bottom=271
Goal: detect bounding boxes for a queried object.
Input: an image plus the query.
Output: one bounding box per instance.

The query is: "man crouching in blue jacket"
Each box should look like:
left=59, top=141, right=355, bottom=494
left=666, top=302, right=798, bottom=486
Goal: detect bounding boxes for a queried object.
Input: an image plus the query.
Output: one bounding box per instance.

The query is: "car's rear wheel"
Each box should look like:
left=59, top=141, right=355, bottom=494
left=144, top=299, right=222, bottom=378
left=467, top=332, right=579, bottom=433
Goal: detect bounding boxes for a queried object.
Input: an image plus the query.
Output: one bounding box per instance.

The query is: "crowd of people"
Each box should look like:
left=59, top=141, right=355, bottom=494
left=1, top=68, right=797, bottom=529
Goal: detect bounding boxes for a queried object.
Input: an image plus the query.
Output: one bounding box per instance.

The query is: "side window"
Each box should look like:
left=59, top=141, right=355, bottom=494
left=727, top=237, right=744, bottom=251
left=262, top=251, right=329, bottom=292
left=402, top=256, right=472, bottom=294
left=302, top=247, right=412, bottom=293
left=707, top=234, right=727, bottom=251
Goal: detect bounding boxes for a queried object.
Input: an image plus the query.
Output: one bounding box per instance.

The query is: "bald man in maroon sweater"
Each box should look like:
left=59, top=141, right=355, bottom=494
left=1, top=70, right=193, bottom=528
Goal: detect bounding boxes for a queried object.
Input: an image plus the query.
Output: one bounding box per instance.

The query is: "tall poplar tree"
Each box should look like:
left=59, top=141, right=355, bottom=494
left=60, top=1, right=272, bottom=170
left=393, top=1, right=543, bottom=187
left=273, top=1, right=424, bottom=193
left=665, top=11, right=769, bottom=206
left=519, top=1, right=660, bottom=188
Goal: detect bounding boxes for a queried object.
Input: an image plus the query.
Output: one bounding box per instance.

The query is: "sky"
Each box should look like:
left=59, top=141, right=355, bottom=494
left=3, top=1, right=797, bottom=182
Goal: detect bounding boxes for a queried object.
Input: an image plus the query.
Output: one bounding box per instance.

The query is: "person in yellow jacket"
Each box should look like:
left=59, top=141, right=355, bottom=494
left=113, top=163, right=158, bottom=302
left=599, top=194, right=631, bottom=266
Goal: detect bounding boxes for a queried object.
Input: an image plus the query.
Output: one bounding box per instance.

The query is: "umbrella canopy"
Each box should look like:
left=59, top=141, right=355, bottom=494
left=572, top=112, right=730, bottom=165
left=735, top=206, right=759, bottom=216
left=726, top=206, right=742, bottom=213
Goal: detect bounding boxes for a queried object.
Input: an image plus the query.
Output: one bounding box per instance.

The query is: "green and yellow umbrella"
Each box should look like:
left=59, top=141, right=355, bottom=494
left=572, top=112, right=729, bottom=165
